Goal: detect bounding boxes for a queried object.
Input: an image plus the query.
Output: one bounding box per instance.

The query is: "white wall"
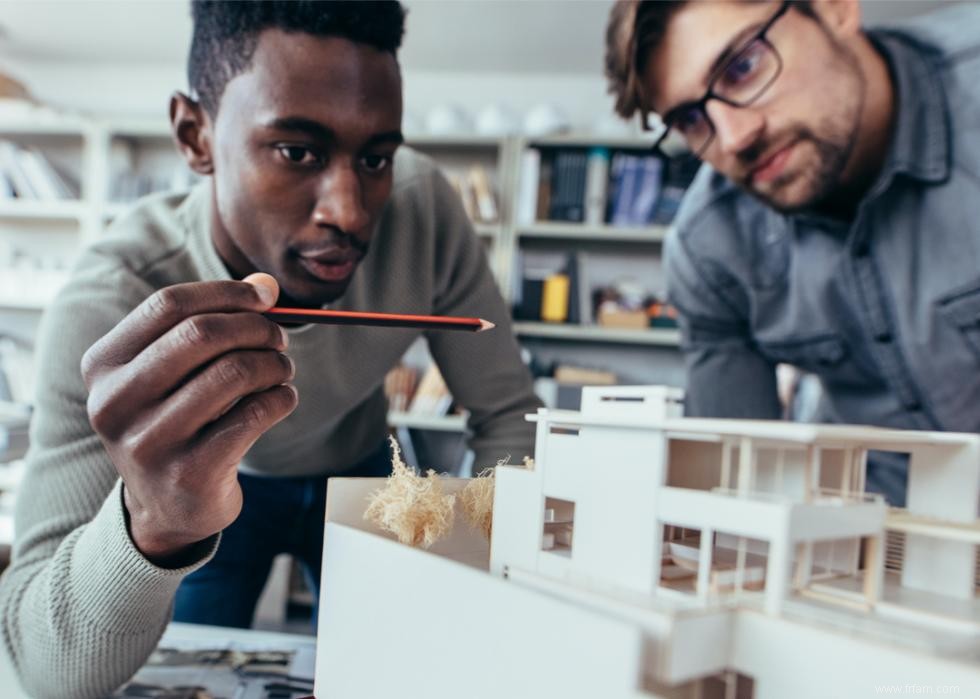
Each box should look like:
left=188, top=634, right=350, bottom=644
left=0, top=0, right=959, bottom=130
left=1, top=57, right=619, bottom=134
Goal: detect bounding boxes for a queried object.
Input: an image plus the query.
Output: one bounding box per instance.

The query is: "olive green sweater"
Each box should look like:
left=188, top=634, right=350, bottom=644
left=0, top=148, right=539, bottom=698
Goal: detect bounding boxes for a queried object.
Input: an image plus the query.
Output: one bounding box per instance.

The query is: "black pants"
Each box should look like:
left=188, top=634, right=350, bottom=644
left=172, top=441, right=392, bottom=628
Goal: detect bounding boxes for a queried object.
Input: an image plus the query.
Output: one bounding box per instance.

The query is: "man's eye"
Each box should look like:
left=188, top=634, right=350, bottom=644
left=672, top=107, right=707, bottom=135
left=721, top=40, right=764, bottom=85
left=360, top=154, right=392, bottom=173
left=277, top=146, right=318, bottom=165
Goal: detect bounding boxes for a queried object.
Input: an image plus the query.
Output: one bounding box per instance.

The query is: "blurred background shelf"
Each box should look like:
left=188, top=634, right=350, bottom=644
left=386, top=411, right=467, bottom=433
left=0, top=199, right=88, bottom=220
left=516, top=222, right=669, bottom=242
left=0, top=298, right=49, bottom=311
left=472, top=221, right=501, bottom=239
left=513, top=322, right=680, bottom=346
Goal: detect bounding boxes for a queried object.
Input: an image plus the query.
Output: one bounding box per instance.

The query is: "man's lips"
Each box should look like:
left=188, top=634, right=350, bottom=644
left=750, top=143, right=795, bottom=186
left=297, top=250, right=360, bottom=283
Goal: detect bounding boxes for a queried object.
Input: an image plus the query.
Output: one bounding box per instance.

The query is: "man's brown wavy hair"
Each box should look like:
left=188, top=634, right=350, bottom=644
left=605, top=0, right=686, bottom=126
left=605, top=1, right=815, bottom=127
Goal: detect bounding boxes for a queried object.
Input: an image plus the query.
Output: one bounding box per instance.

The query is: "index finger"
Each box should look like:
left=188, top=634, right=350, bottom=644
left=84, top=276, right=279, bottom=371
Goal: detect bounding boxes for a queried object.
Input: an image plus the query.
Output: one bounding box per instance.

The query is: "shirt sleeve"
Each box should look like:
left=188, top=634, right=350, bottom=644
left=664, top=224, right=782, bottom=419
left=422, top=170, right=542, bottom=471
left=0, top=262, right=218, bottom=699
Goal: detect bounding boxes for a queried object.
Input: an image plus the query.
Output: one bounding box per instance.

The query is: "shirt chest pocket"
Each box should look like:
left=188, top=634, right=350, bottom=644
left=756, top=334, right=850, bottom=376
left=937, top=284, right=980, bottom=359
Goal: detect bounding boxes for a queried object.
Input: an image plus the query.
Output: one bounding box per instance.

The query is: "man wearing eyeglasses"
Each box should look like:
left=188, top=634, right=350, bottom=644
left=606, top=0, right=980, bottom=506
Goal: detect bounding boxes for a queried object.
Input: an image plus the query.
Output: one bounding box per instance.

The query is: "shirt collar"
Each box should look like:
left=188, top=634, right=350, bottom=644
left=869, top=30, right=951, bottom=187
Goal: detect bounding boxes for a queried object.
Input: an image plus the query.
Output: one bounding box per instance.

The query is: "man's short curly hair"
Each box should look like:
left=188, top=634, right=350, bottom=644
left=188, top=0, right=407, bottom=115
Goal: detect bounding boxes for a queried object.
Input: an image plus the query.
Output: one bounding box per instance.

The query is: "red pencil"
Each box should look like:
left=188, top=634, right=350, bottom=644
left=264, top=306, right=495, bottom=332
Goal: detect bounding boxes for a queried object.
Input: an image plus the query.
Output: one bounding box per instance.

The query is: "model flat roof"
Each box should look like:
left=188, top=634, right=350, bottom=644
left=528, top=410, right=980, bottom=449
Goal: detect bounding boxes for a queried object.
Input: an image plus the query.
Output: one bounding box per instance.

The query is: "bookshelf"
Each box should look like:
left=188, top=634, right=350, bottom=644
left=0, top=117, right=93, bottom=323
left=0, top=112, right=691, bottom=443
left=506, top=133, right=690, bottom=411
left=404, top=134, right=514, bottom=290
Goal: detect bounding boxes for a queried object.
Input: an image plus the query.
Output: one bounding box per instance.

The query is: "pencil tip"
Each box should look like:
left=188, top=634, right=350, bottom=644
left=479, top=319, right=495, bottom=332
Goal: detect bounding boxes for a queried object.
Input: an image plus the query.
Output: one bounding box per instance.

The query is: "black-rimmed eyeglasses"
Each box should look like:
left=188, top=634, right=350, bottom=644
left=646, top=1, right=791, bottom=159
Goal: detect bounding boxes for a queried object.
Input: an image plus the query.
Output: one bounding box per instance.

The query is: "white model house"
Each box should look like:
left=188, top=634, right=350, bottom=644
left=315, top=386, right=980, bottom=699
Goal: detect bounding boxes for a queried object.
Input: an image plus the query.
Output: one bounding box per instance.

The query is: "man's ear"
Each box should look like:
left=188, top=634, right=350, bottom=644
left=170, top=92, right=214, bottom=175
left=809, top=0, right=862, bottom=38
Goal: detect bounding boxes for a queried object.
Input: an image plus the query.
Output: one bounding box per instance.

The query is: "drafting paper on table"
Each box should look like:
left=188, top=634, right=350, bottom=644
left=113, top=625, right=315, bottom=699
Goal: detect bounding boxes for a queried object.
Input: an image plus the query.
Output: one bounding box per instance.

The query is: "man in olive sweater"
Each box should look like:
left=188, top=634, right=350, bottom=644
left=0, top=2, right=540, bottom=697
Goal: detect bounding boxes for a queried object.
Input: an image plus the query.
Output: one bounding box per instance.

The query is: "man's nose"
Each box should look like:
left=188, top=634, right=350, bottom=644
left=312, top=164, right=370, bottom=241
left=706, top=100, right=766, bottom=157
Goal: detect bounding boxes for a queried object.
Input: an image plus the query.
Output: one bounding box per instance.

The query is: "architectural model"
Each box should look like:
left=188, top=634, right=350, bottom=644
left=314, top=386, right=980, bottom=699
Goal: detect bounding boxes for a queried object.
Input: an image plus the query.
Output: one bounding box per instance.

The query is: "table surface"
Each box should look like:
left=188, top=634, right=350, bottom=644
left=0, top=622, right=317, bottom=698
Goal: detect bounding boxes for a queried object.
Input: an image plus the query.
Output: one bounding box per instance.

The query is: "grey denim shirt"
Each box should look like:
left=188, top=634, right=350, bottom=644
left=665, top=5, right=980, bottom=506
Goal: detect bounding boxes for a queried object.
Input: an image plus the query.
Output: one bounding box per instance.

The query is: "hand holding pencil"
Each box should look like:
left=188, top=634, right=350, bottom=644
left=81, top=273, right=298, bottom=567
left=80, top=271, right=490, bottom=571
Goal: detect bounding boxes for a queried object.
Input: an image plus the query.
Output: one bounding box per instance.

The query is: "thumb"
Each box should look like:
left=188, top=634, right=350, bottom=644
left=243, top=272, right=280, bottom=308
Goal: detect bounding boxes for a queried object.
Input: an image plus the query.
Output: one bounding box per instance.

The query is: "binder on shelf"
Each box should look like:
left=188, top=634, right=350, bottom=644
left=575, top=251, right=596, bottom=325
left=606, top=153, right=636, bottom=226
left=607, top=153, right=662, bottom=227
left=384, top=364, right=420, bottom=413
left=548, top=150, right=587, bottom=223
left=0, top=170, right=13, bottom=200
left=564, top=252, right=584, bottom=326
left=0, top=338, right=35, bottom=407
left=0, top=141, right=36, bottom=199
left=18, top=150, right=61, bottom=200
left=553, top=364, right=617, bottom=386
left=513, top=250, right=571, bottom=322
left=632, top=156, right=663, bottom=224
left=0, top=141, right=78, bottom=201
left=468, top=166, right=498, bottom=223
left=445, top=166, right=499, bottom=224
left=514, top=277, right=545, bottom=322
left=408, top=364, right=453, bottom=417
left=584, top=147, right=610, bottom=226
left=536, top=153, right=553, bottom=222
left=540, top=273, right=570, bottom=324
left=516, top=148, right=541, bottom=225
left=19, top=147, right=75, bottom=200
left=653, top=157, right=701, bottom=224
left=0, top=402, right=30, bottom=463
left=445, top=171, right=479, bottom=222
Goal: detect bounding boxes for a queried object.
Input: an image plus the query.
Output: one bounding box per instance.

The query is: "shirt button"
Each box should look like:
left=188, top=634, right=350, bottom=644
left=875, top=331, right=893, bottom=343
left=906, top=401, right=922, bottom=412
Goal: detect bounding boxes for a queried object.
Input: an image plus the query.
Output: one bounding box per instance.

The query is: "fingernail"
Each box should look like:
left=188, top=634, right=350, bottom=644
left=253, top=282, right=277, bottom=307
left=279, top=326, right=290, bottom=348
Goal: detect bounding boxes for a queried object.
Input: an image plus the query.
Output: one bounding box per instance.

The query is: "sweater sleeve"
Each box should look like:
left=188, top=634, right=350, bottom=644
left=422, top=170, right=542, bottom=471
left=0, top=260, right=218, bottom=699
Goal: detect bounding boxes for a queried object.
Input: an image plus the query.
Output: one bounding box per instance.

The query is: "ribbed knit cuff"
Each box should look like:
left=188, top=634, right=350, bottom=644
left=68, top=480, right=220, bottom=634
